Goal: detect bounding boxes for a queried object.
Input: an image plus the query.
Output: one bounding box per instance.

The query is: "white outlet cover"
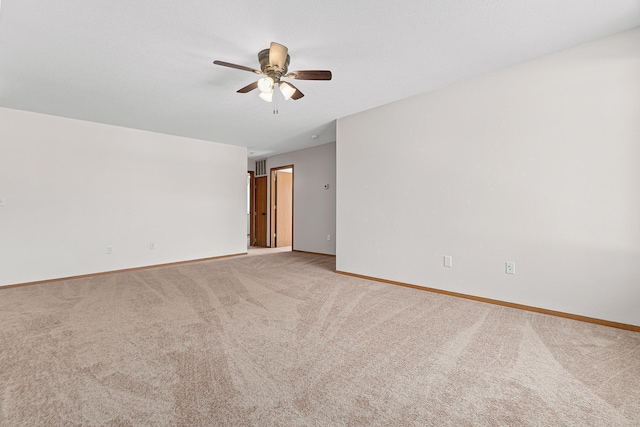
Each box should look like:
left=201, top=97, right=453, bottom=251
left=506, top=262, right=516, bottom=274
left=0, top=197, right=6, bottom=207
left=444, top=256, right=453, bottom=267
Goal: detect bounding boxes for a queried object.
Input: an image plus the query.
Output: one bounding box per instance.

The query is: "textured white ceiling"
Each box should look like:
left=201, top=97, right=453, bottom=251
left=0, top=1, right=639, bottom=158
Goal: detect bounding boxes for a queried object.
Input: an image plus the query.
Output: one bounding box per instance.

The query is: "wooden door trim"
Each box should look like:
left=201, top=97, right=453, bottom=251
left=248, top=171, right=255, bottom=246
left=254, top=176, right=268, bottom=247
left=270, top=165, right=294, bottom=249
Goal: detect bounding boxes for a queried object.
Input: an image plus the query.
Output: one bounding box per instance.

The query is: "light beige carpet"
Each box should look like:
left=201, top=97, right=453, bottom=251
left=1, top=252, right=638, bottom=426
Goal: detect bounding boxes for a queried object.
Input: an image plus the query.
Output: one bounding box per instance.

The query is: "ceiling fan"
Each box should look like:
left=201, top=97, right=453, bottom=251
left=213, top=42, right=332, bottom=102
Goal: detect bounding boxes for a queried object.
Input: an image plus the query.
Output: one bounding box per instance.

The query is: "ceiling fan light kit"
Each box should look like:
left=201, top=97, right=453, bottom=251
left=214, top=42, right=332, bottom=103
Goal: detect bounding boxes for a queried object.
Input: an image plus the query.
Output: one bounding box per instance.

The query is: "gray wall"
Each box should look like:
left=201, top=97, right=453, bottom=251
left=266, top=142, right=336, bottom=255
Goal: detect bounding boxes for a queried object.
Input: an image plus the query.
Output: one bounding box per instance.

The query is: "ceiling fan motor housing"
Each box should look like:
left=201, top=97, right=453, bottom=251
left=258, top=48, right=290, bottom=81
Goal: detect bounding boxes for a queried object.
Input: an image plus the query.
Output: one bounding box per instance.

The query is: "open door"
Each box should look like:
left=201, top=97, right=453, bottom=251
left=254, top=176, right=268, bottom=247
left=270, top=166, right=293, bottom=248
left=248, top=172, right=254, bottom=247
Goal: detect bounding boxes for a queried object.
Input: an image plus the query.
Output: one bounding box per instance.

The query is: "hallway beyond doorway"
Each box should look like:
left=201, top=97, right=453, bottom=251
left=247, top=246, right=292, bottom=256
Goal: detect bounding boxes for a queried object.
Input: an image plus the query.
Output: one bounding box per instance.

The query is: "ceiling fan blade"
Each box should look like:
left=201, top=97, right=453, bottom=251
left=213, top=60, right=262, bottom=74
left=269, top=42, right=288, bottom=69
left=286, top=70, right=332, bottom=81
left=285, top=82, right=304, bottom=100
left=237, top=81, right=259, bottom=93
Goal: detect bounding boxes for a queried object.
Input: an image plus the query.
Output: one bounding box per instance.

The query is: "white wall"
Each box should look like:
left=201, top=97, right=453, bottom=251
left=337, top=28, right=640, bottom=326
left=266, top=142, right=336, bottom=255
left=0, top=107, right=247, bottom=286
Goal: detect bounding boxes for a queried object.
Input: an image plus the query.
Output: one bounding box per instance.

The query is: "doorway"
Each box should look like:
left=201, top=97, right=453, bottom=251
left=270, top=166, right=293, bottom=248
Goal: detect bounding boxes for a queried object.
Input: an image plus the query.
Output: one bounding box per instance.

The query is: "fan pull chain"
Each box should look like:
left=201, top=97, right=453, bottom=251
left=273, top=97, right=279, bottom=115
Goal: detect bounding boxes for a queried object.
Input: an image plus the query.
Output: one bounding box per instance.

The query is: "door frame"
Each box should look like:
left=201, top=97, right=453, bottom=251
left=248, top=171, right=255, bottom=246
left=270, top=165, right=294, bottom=249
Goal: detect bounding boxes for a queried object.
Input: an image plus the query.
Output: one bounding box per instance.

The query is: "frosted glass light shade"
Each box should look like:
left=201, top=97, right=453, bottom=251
left=258, top=77, right=274, bottom=93
left=259, top=90, right=273, bottom=102
left=279, top=82, right=296, bottom=100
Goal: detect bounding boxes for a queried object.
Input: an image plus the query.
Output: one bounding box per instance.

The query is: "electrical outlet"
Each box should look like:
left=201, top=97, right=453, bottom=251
left=107, top=246, right=113, bottom=255
left=444, top=256, right=453, bottom=267
left=0, top=197, right=6, bottom=207
left=506, top=262, right=515, bottom=275
left=150, top=243, right=156, bottom=250
left=327, top=234, right=331, bottom=241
